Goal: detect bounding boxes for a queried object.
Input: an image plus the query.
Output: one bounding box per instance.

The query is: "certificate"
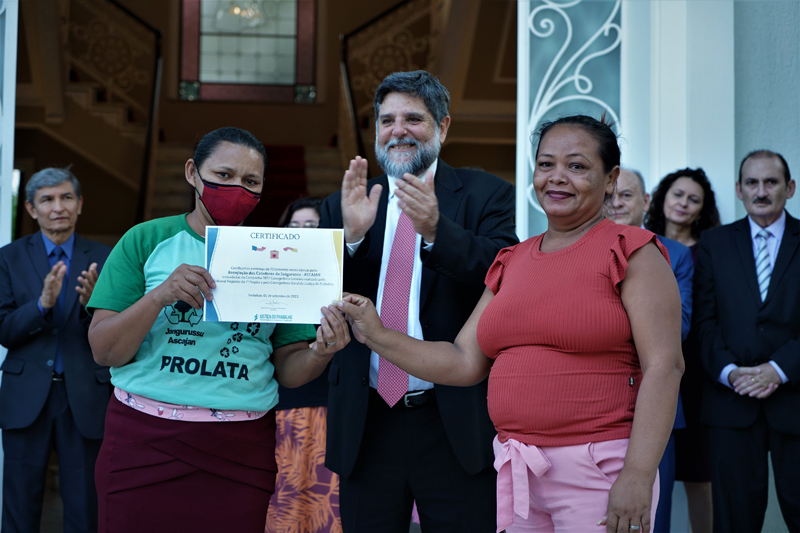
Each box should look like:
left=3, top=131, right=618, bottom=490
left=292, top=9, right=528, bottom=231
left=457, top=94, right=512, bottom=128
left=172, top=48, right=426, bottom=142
left=204, top=226, right=344, bottom=324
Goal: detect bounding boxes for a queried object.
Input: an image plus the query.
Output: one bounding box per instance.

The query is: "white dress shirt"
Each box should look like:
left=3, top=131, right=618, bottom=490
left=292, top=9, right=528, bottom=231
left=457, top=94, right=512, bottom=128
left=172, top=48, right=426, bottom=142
left=719, top=211, right=789, bottom=388
left=346, top=160, right=438, bottom=392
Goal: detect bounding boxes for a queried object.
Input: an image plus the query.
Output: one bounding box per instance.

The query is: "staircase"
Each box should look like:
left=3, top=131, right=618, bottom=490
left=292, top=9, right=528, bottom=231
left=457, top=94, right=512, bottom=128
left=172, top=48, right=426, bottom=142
left=14, top=0, right=161, bottom=241
left=150, top=144, right=195, bottom=221
left=339, top=0, right=517, bottom=187
left=305, top=146, right=343, bottom=198
left=64, top=83, right=147, bottom=146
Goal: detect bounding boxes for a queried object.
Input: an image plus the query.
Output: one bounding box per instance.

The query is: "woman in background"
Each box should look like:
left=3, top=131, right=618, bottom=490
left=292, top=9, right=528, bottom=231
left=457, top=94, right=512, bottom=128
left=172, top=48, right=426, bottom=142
left=645, top=168, right=720, bottom=533
left=266, top=197, right=342, bottom=533
left=645, top=168, right=720, bottom=252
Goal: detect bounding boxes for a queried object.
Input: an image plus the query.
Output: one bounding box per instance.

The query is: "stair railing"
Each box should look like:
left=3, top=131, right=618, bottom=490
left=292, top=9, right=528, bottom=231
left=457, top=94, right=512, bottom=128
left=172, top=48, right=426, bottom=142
left=64, top=0, right=162, bottom=223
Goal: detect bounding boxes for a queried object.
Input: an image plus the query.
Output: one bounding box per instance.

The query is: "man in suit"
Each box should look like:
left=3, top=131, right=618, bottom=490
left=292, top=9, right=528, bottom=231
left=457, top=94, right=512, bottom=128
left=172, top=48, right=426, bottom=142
left=608, top=168, right=692, bottom=533
left=0, top=168, right=112, bottom=532
left=320, top=71, right=517, bottom=532
left=694, top=150, right=799, bottom=533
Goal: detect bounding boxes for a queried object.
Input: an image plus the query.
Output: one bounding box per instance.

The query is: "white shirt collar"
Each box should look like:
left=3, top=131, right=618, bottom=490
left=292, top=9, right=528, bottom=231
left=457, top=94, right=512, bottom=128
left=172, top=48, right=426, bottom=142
left=387, top=159, right=439, bottom=198
left=747, top=210, right=786, bottom=241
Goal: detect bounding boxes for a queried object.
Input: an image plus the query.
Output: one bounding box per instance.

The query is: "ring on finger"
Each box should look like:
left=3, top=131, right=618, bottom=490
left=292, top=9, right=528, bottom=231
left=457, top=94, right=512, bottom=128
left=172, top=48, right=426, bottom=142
left=751, top=377, right=755, bottom=383
left=326, top=340, right=336, bottom=346
left=630, top=527, right=641, bottom=531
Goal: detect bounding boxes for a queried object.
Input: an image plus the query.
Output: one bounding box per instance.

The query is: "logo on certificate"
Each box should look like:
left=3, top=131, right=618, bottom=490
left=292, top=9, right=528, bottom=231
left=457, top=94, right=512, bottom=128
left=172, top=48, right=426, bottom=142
left=270, top=250, right=279, bottom=259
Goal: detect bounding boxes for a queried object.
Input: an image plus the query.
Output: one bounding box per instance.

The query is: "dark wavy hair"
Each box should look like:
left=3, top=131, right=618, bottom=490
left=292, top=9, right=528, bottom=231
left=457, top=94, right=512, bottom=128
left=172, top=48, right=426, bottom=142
left=644, top=167, right=720, bottom=239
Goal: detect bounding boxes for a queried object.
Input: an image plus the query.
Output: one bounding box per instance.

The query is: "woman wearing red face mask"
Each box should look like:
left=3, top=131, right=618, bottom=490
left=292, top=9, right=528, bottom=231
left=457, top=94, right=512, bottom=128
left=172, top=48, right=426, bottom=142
left=86, top=127, right=351, bottom=533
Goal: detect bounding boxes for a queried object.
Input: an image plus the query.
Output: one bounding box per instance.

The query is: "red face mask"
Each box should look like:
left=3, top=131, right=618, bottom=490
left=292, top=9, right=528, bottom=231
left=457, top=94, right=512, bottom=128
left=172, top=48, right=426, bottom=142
left=196, top=175, right=261, bottom=226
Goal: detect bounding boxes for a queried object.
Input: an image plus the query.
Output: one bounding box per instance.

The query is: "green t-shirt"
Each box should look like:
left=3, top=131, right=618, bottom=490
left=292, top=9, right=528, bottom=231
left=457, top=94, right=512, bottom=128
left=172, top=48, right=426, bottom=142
left=88, top=215, right=315, bottom=411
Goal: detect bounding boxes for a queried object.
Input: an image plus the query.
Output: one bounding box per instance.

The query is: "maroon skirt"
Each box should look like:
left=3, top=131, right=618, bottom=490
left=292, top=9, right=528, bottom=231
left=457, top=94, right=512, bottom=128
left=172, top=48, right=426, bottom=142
left=96, top=397, right=277, bottom=533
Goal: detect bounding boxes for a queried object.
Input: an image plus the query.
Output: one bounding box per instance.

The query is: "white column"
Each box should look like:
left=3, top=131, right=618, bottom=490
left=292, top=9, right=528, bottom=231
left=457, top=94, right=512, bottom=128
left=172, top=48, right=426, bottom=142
left=620, top=0, right=736, bottom=223
left=1, top=0, right=19, bottom=247
left=686, top=0, right=736, bottom=224
left=515, top=0, right=531, bottom=241
left=619, top=0, right=652, bottom=182
left=0, top=0, right=19, bottom=515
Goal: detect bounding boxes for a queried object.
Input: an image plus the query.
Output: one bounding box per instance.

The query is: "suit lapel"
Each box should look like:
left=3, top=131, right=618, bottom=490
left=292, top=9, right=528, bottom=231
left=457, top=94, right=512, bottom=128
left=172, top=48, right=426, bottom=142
left=419, top=160, right=463, bottom=314
left=27, top=232, right=51, bottom=285
left=732, top=218, right=762, bottom=306
left=63, top=234, right=90, bottom=319
left=370, top=176, right=390, bottom=258
left=373, top=176, right=390, bottom=239
left=364, top=177, right=390, bottom=302
left=766, top=213, right=800, bottom=304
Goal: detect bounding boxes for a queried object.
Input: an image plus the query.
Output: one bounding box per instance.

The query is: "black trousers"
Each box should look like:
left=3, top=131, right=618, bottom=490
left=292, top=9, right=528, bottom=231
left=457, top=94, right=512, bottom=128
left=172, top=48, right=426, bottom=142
left=339, top=389, right=496, bottom=533
left=2, top=380, right=102, bottom=533
left=708, top=410, right=800, bottom=533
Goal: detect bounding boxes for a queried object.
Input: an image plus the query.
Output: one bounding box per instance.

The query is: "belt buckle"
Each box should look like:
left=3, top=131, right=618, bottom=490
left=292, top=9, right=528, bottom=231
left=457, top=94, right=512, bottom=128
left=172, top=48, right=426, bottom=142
left=403, top=390, right=425, bottom=408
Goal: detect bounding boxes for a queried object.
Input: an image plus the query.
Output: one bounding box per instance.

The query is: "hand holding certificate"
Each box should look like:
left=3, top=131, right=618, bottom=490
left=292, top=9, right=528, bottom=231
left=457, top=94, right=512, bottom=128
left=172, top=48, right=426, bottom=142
left=205, top=226, right=344, bottom=324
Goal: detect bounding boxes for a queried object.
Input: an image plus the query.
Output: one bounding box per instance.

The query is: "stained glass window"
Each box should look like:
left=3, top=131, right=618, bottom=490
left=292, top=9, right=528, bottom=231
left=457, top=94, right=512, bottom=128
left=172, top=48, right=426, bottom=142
left=199, top=0, right=297, bottom=85
left=180, top=0, right=315, bottom=102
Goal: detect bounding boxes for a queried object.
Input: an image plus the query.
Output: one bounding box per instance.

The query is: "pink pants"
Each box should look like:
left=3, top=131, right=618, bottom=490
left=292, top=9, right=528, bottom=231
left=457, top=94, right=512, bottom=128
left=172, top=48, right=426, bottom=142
left=494, top=437, right=659, bottom=533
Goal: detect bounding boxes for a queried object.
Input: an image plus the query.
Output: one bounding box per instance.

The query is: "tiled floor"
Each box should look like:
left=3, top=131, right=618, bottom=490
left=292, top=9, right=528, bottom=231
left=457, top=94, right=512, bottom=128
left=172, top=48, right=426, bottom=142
left=38, top=473, right=790, bottom=533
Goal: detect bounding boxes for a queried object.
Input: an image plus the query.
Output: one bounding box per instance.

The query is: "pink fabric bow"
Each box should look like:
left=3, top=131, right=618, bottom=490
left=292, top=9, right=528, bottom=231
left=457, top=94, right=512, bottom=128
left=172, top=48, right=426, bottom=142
left=493, top=436, right=552, bottom=532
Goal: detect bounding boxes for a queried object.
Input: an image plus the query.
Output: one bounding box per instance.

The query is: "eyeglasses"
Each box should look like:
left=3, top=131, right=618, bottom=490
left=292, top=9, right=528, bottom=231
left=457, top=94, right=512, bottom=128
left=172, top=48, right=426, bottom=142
left=286, top=221, right=319, bottom=228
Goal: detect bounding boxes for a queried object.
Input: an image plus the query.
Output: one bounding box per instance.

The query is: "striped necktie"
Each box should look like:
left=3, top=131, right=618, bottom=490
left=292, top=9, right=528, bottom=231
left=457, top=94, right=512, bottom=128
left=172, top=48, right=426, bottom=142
left=755, top=229, right=771, bottom=302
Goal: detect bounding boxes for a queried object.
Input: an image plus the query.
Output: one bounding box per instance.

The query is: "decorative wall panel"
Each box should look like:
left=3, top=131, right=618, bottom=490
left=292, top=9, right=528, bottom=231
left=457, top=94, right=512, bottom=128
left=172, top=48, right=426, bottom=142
left=517, top=0, right=620, bottom=239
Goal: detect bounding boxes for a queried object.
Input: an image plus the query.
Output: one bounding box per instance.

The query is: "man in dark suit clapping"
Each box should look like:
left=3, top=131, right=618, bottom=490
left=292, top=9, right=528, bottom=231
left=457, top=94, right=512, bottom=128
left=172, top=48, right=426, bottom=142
left=694, top=150, right=799, bottom=533
left=0, top=168, right=111, bottom=533
left=320, top=71, right=517, bottom=532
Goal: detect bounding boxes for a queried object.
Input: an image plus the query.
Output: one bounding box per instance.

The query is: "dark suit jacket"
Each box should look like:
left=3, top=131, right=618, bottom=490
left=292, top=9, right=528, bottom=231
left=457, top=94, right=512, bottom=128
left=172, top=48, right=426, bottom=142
left=320, top=160, right=518, bottom=478
left=0, top=232, right=112, bottom=439
left=693, top=213, right=800, bottom=433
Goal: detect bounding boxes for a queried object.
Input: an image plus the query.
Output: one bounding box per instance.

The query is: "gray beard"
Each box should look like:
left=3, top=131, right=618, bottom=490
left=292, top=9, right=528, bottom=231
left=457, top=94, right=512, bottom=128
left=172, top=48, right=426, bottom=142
left=375, top=134, right=441, bottom=178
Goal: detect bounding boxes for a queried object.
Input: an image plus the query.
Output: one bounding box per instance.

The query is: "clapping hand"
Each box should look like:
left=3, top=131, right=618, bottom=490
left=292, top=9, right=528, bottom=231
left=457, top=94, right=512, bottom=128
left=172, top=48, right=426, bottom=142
left=39, top=261, right=67, bottom=309
left=342, top=157, right=383, bottom=244
left=396, top=170, right=439, bottom=243
left=76, top=262, right=99, bottom=307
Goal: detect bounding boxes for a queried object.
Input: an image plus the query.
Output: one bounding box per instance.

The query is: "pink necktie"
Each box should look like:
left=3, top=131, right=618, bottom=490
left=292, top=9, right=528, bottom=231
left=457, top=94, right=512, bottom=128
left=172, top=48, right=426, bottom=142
left=377, top=211, right=415, bottom=406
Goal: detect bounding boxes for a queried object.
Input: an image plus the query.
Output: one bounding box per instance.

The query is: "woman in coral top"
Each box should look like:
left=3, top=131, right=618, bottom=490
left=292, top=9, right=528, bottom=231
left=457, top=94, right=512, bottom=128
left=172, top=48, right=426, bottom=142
left=339, top=115, right=684, bottom=533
